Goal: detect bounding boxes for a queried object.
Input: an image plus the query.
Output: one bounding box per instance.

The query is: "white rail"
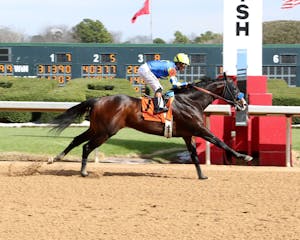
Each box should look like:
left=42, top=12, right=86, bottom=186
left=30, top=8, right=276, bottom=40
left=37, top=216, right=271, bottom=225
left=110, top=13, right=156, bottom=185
left=0, top=101, right=232, bottom=113
left=248, top=105, right=300, bottom=167
left=0, top=101, right=79, bottom=112
left=248, top=105, right=300, bottom=116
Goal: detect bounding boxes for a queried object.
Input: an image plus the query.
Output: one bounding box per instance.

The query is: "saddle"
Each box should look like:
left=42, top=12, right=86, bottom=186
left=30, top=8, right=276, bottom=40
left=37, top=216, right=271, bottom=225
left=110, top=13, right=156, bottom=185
left=141, top=95, right=174, bottom=123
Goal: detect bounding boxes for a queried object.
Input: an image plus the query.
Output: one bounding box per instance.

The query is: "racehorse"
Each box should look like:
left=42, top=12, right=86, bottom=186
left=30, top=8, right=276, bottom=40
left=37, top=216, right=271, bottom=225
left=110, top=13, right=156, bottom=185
left=49, top=74, right=252, bottom=179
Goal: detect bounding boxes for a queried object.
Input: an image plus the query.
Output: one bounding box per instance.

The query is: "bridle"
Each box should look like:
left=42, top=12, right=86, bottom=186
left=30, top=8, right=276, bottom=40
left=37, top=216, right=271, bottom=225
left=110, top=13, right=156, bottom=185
left=192, top=81, right=237, bottom=106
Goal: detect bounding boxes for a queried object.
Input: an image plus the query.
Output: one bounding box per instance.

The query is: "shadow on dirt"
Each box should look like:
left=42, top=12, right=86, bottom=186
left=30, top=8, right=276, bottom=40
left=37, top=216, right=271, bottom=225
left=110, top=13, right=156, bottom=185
left=4, top=162, right=192, bottom=179
left=42, top=169, right=80, bottom=176
left=102, top=171, right=169, bottom=178
left=6, top=167, right=182, bottom=179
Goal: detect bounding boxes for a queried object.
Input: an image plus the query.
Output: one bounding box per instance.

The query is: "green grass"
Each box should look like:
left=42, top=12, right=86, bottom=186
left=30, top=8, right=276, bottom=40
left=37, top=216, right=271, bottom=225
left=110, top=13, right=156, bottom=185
left=0, top=127, right=185, bottom=162
left=0, top=77, right=141, bottom=101
left=292, top=128, right=300, bottom=151
left=1, top=76, right=299, bottom=101
left=267, top=79, right=300, bottom=99
left=1, top=126, right=300, bottom=162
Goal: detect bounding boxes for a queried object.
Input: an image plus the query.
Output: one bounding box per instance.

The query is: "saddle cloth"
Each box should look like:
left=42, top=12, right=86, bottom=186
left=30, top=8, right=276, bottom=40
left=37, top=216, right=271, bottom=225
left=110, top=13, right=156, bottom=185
left=141, top=96, right=173, bottom=123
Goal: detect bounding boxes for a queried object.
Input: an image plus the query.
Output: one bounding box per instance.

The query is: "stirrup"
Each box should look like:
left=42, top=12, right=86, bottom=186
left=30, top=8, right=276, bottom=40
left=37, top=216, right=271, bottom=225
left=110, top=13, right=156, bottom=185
left=154, top=107, right=168, bottom=114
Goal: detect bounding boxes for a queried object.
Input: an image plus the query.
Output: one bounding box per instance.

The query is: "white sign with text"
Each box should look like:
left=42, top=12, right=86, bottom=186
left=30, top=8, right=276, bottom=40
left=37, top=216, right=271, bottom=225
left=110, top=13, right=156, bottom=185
left=223, top=0, right=262, bottom=75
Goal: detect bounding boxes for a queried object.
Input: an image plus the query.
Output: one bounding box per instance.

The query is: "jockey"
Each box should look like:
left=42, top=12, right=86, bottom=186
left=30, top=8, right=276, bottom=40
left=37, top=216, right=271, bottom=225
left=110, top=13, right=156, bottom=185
left=138, top=53, right=190, bottom=114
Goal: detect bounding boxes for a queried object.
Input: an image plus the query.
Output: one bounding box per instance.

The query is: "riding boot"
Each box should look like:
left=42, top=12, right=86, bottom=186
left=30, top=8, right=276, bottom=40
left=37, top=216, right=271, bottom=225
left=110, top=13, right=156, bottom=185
left=153, top=97, right=168, bottom=114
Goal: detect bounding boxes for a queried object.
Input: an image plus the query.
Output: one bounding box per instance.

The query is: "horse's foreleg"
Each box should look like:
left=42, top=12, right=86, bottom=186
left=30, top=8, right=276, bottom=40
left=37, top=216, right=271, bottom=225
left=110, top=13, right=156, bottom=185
left=183, top=136, right=208, bottom=180
left=200, top=128, right=253, bottom=162
left=48, top=129, right=93, bottom=164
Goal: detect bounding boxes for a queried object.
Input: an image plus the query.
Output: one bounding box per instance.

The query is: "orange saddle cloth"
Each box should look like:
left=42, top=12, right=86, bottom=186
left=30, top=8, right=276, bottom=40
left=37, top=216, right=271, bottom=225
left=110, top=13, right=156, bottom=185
left=141, top=96, right=173, bottom=123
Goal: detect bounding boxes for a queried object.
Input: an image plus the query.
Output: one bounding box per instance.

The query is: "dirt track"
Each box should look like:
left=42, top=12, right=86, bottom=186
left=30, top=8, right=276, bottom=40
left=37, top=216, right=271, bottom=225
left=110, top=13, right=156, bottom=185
left=0, top=161, right=299, bottom=240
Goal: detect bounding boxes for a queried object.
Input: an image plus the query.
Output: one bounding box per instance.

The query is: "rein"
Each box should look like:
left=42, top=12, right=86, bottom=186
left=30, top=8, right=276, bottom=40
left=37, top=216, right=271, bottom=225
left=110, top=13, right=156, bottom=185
left=193, top=85, right=236, bottom=105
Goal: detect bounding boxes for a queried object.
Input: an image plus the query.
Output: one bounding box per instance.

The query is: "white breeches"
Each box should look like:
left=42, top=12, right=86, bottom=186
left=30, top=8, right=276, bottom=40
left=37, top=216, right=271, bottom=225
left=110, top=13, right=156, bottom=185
left=138, top=63, right=163, bottom=92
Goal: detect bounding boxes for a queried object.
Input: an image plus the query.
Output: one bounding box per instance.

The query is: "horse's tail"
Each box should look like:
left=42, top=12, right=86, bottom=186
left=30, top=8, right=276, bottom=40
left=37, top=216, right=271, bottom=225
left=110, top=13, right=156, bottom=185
left=51, top=98, right=98, bottom=133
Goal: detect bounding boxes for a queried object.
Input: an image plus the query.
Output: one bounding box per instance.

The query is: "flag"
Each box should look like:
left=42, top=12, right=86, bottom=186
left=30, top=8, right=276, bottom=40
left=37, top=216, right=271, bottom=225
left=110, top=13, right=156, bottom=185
left=281, top=0, right=300, bottom=9
left=131, top=0, right=150, bottom=23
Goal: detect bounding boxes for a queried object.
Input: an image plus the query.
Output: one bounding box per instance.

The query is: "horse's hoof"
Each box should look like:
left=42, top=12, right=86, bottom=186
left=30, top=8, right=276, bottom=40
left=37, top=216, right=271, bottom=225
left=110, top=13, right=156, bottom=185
left=199, top=175, right=208, bottom=180
left=245, top=155, right=253, bottom=162
left=81, top=171, right=89, bottom=177
left=47, top=157, right=54, bottom=164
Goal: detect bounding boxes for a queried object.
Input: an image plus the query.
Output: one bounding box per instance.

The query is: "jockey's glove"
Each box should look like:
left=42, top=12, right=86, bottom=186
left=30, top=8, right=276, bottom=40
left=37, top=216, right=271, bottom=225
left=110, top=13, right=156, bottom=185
left=172, top=82, right=188, bottom=89
left=237, top=92, right=244, bottom=100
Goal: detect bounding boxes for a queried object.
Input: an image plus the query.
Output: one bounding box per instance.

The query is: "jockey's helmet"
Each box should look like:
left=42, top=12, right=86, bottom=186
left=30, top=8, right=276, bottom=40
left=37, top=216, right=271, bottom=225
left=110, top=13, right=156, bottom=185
left=174, top=53, right=190, bottom=65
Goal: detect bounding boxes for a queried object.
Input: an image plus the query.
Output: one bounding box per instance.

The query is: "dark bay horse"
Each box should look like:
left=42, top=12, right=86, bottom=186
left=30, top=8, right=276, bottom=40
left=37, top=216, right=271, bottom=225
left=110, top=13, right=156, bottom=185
left=49, top=75, right=252, bottom=179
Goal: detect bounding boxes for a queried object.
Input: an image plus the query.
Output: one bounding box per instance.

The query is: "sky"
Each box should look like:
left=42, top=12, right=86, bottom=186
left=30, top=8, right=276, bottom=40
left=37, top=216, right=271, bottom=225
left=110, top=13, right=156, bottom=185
left=0, top=0, right=300, bottom=42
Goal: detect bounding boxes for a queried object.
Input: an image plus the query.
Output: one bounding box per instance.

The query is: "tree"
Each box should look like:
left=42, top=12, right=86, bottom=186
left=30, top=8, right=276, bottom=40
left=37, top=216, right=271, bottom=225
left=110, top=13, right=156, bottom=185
left=0, top=27, right=24, bottom=42
left=30, top=25, right=75, bottom=43
left=110, top=31, right=122, bottom=43
left=193, top=31, right=223, bottom=44
left=263, top=21, right=300, bottom=44
left=153, top=38, right=166, bottom=44
left=172, top=31, right=190, bottom=44
left=125, top=35, right=152, bottom=44
left=72, top=19, right=113, bottom=43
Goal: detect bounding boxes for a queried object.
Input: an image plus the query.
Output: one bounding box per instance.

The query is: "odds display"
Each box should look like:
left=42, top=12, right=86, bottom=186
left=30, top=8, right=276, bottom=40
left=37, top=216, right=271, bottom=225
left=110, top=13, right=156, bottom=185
left=1, top=43, right=298, bottom=88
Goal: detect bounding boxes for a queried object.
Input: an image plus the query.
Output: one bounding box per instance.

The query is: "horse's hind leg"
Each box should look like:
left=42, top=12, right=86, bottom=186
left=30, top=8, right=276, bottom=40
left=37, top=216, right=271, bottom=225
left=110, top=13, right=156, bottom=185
left=80, top=135, right=109, bottom=177
left=49, top=128, right=93, bottom=164
left=183, top=136, right=208, bottom=180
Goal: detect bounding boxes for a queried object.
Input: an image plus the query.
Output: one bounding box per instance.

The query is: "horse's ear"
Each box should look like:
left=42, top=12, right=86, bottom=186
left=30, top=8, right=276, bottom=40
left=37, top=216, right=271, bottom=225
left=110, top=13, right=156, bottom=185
left=223, top=72, right=234, bottom=83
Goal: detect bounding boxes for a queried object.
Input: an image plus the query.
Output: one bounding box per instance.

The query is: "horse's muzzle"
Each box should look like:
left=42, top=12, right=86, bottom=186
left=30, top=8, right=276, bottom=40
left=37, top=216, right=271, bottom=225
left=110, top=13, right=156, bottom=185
left=235, top=98, right=247, bottom=111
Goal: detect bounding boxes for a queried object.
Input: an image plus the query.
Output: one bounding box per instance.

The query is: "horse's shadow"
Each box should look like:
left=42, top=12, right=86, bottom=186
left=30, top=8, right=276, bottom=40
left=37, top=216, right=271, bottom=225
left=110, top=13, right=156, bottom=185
left=38, top=169, right=191, bottom=179
left=36, top=169, right=172, bottom=178
left=41, top=169, right=79, bottom=176
left=5, top=162, right=191, bottom=179
left=102, top=171, right=169, bottom=178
